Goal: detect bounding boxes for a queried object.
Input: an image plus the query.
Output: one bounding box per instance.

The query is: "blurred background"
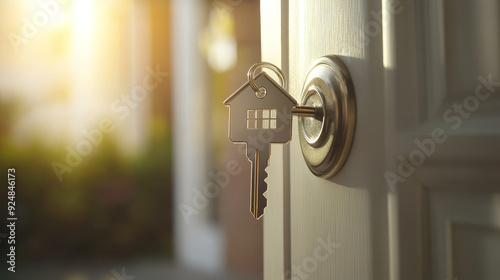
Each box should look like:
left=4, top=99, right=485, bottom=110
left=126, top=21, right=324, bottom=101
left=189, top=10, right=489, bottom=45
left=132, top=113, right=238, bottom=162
left=0, top=0, right=263, bottom=279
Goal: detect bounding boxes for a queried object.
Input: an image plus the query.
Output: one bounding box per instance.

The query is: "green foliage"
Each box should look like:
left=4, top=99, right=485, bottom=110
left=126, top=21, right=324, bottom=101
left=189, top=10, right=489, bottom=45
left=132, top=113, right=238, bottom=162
left=0, top=113, right=173, bottom=261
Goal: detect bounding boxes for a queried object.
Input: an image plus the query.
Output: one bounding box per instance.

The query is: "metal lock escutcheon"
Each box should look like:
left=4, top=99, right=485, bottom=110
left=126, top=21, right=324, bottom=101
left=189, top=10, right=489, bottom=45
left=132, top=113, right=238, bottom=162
left=298, top=55, right=356, bottom=178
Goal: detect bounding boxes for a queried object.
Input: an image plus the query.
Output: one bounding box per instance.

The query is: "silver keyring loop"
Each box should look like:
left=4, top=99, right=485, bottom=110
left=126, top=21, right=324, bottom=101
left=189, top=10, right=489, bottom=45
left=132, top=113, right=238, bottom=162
left=247, top=62, right=287, bottom=98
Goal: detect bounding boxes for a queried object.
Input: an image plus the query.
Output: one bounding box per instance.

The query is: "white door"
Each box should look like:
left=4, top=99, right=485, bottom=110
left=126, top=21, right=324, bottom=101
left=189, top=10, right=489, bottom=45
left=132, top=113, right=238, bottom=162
left=261, top=1, right=500, bottom=280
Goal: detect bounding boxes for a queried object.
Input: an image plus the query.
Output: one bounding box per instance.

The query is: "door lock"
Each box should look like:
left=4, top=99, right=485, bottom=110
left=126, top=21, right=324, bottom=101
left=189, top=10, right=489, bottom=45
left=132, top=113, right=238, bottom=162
left=224, top=55, right=356, bottom=218
left=297, top=55, right=356, bottom=178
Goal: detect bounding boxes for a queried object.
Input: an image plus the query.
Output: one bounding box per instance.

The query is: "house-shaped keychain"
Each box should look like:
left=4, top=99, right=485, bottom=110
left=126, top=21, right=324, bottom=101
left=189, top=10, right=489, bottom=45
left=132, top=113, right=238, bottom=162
left=224, top=71, right=298, bottom=219
left=223, top=72, right=297, bottom=145
left=223, top=58, right=355, bottom=219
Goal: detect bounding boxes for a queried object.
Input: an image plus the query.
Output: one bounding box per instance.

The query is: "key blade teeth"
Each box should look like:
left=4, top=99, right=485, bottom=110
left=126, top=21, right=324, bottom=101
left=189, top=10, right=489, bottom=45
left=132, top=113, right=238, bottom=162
left=262, top=169, right=269, bottom=181
left=256, top=164, right=268, bottom=219
left=257, top=196, right=267, bottom=220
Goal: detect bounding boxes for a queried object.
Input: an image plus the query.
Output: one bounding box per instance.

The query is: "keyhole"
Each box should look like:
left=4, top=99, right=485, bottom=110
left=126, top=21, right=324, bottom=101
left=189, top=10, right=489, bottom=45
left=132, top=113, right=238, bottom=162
left=300, top=87, right=327, bottom=147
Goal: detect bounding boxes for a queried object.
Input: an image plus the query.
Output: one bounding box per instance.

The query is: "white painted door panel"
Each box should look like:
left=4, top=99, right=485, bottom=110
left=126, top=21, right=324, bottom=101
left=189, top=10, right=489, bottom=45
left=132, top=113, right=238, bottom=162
left=287, top=0, right=389, bottom=279
left=261, top=0, right=500, bottom=279
left=388, top=1, right=500, bottom=280
left=263, top=0, right=389, bottom=279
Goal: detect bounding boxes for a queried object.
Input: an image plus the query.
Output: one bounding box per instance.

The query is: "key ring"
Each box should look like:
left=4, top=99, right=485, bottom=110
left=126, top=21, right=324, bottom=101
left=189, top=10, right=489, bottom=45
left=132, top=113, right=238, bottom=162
left=247, top=62, right=287, bottom=98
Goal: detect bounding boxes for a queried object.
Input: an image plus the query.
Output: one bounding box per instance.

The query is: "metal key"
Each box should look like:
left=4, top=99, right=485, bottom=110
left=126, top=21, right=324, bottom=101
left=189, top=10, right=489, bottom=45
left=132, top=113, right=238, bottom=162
left=224, top=68, right=297, bottom=219
left=247, top=143, right=270, bottom=218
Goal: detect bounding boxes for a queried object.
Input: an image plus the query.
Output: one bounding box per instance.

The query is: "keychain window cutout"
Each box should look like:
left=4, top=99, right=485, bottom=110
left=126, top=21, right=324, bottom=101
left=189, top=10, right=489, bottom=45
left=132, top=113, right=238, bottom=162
left=247, top=109, right=277, bottom=130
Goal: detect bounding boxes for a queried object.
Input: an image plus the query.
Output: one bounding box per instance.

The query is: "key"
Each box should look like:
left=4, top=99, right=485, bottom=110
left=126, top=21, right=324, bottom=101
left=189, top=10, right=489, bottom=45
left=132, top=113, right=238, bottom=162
left=247, top=139, right=270, bottom=219
left=224, top=69, right=297, bottom=219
